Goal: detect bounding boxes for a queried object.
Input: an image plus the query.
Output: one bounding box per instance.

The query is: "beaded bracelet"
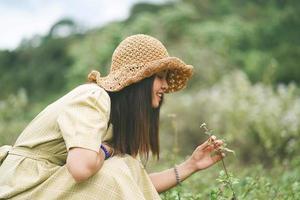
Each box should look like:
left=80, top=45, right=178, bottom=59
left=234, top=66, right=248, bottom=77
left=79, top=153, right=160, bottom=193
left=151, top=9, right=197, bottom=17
left=100, top=144, right=110, bottom=160
left=174, top=165, right=181, bottom=185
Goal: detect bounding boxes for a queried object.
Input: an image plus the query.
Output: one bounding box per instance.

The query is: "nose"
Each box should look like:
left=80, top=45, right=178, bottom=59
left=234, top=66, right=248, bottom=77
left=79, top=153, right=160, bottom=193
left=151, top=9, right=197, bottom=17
left=162, top=78, right=169, bottom=91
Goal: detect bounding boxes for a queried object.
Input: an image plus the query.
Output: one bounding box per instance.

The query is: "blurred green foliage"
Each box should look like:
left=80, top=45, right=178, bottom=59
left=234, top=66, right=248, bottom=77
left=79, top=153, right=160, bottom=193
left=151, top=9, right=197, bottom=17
left=0, top=89, right=28, bottom=144
left=0, top=0, right=299, bottom=100
left=161, top=70, right=300, bottom=164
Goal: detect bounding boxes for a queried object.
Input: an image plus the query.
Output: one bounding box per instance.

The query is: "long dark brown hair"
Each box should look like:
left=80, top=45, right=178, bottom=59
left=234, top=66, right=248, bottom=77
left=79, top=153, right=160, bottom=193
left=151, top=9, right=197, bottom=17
left=106, top=76, right=162, bottom=160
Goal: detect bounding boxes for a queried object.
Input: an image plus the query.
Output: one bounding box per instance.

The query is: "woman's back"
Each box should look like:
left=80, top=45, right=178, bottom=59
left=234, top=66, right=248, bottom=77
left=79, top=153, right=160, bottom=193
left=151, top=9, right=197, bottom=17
left=13, top=83, right=110, bottom=154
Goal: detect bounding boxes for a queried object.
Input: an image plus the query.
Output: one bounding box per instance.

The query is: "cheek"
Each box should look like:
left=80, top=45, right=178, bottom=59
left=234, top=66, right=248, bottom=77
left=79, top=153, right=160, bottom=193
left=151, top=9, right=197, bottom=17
left=152, top=80, right=158, bottom=93
left=153, top=79, right=162, bottom=90
left=152, top=82, right=159, bottom=100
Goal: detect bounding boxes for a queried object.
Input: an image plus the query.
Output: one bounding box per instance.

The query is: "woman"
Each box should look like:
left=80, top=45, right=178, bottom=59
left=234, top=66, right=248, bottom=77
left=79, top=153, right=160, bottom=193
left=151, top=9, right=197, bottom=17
left=0, top=34, right=224, bottom=199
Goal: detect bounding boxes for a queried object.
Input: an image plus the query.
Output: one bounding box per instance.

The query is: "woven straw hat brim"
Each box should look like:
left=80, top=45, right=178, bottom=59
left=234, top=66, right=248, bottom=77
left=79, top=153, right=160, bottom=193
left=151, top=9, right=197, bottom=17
left=98, top=56, right=193, bottom=93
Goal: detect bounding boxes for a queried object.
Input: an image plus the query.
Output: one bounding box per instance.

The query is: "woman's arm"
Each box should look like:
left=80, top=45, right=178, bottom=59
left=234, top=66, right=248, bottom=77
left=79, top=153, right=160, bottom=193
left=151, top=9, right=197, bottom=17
left=66, top=147, right=105, bottom=183
left=66, top=144, right=112, bottom=183
left=149, top=159, right=196, bottom=193
left=149, top=136, right=224, bottom=193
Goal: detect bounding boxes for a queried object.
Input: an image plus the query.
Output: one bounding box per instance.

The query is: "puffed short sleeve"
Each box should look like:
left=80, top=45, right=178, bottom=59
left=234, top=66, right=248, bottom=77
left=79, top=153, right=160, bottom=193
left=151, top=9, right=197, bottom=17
left=57, top=87, right=110, bottom=153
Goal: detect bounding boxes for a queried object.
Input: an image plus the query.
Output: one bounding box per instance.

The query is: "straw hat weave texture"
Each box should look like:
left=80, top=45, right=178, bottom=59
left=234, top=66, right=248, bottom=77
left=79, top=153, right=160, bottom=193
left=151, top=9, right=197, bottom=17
left=88, top=34, right=193, bottom=93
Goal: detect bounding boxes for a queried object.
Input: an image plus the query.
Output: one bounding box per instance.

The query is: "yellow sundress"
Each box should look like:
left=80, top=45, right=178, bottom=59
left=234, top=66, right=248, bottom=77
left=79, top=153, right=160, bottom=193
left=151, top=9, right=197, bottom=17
left=0, top=83, right=161, bottom=200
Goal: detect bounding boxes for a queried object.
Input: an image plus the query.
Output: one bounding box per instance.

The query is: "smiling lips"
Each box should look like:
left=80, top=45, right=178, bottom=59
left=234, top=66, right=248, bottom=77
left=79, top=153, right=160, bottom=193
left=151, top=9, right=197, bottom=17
left=157, top=92, right=163, bottom=101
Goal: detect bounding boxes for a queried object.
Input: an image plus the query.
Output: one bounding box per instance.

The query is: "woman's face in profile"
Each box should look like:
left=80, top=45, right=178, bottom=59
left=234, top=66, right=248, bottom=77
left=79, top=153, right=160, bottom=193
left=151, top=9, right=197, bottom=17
left=152, top=70, right=169, bottom=108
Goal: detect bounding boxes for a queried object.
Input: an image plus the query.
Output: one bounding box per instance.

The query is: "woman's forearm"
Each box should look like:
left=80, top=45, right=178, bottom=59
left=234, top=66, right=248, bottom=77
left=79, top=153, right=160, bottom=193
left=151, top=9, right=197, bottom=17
left=149, top=159, right=196, bottom=193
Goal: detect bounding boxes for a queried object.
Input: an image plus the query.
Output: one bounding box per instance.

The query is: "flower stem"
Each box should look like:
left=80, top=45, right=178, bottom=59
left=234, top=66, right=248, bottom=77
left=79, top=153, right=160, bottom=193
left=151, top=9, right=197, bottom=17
left=220, top=157, right=237, bottom=200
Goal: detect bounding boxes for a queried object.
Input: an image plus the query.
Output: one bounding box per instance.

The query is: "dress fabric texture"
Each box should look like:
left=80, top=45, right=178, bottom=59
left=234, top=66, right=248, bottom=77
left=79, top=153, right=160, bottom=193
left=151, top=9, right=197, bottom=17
left=0, top=83, right=161, bottom=200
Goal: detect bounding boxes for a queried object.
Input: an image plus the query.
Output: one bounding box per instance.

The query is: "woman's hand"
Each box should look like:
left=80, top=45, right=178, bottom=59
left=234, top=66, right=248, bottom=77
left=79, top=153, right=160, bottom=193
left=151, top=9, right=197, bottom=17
left=187, top=135, right=224, bottom=172
left=149, top=135, right=225, bottom=192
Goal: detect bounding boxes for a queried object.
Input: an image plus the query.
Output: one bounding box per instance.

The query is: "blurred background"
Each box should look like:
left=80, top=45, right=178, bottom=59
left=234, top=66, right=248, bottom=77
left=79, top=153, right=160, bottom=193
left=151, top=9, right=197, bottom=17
left=0, top=0, right=299, bottom=199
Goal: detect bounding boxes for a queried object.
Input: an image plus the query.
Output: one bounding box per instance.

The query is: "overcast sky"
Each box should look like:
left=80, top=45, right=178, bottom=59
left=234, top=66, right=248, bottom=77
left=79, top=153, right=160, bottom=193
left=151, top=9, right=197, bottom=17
left=0, top=0, right=165, bottom=50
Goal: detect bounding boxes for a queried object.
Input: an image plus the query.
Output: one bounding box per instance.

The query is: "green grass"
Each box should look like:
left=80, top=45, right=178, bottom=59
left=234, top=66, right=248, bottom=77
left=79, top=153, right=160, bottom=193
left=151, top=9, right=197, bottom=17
left=155, top=158, right=300, bottom=200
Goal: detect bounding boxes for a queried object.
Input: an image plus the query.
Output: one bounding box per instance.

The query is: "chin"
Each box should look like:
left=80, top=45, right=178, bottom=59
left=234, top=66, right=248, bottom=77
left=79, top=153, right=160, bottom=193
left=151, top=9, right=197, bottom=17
left=152, top=96, right=164, bottom=109
left=152, top=103, right=159, bottom=108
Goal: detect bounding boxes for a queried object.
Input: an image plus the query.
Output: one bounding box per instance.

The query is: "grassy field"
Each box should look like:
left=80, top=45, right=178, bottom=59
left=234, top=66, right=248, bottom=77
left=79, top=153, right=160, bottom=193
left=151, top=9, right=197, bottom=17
left=148, top=156, right=300, bottom=200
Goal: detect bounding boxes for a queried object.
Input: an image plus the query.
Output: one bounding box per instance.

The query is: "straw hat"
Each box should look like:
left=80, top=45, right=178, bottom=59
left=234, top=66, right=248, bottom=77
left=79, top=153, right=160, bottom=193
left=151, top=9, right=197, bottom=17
left=88, top=34, right=193, bottom=93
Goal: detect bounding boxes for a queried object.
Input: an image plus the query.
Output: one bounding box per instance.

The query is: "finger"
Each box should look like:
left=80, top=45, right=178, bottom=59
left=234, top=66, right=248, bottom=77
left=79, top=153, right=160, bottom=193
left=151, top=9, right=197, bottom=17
left=207, top=135, right=217, bottom=145
left=198, top=136, right=219, bottom=151
left=211, top=154, right=223, bottom=163
left=204, top=144, right=214, bottom=152
left=198, top=140, right=210, bottom=150
left=102, top=143, right=109, bottom=148
left=102, top=143, right=114, bottom=155
left=214, top=139, right=223, bottom=145
left=102, top=142, right=110, bottom=147
left=210, top=135, right=217, bottom=142
left=213, top=140, right=223, bottom=148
